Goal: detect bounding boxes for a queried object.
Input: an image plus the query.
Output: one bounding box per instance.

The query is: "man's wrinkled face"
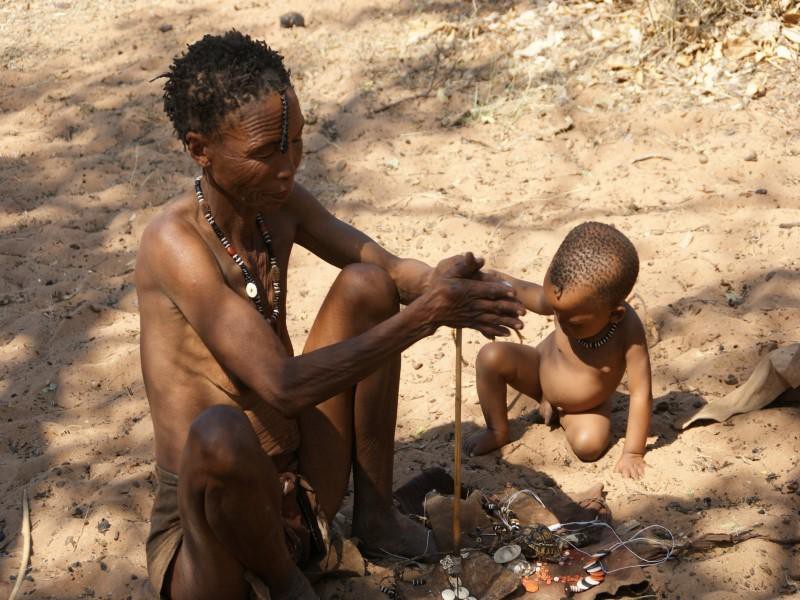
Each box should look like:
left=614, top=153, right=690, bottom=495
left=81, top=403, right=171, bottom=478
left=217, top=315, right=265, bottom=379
left=205, top=88, right=304, bottom=210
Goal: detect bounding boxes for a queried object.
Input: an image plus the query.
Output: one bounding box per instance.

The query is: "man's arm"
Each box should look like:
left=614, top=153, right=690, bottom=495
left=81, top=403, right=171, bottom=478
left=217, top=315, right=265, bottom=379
left=615, top=313, right=653, bottom=479
left=487, top=271, right=553, bottom=315
left=290, top=184, right=433, bottom=303
left=139, top=217, right=522, bottom=418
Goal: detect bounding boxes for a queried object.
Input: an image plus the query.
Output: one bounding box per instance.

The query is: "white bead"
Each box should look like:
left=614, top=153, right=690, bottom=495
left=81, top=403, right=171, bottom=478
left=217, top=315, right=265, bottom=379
left=245, top=282, right=258, bottom=298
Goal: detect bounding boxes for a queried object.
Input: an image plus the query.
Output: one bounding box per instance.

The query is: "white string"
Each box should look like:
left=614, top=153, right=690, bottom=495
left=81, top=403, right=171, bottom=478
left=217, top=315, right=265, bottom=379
left=501, top=488, right=547, bottom=510
left=549, top=520, right=675, bottom=573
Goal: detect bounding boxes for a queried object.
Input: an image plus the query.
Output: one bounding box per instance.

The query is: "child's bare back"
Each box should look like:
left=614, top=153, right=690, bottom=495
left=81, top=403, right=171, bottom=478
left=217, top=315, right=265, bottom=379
left=464, top=222, right=653, bottom=479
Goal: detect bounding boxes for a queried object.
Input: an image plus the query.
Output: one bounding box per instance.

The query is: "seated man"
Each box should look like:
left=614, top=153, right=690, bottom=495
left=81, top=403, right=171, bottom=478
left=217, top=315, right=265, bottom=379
left=135, top=31, right=524, bottom=600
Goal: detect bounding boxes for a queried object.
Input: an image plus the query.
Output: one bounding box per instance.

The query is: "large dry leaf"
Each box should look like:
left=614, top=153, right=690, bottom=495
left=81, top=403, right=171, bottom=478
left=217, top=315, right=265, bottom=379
left=783, top=26, right=800, bottom=45
left=683, top=344, right=800, bottom=428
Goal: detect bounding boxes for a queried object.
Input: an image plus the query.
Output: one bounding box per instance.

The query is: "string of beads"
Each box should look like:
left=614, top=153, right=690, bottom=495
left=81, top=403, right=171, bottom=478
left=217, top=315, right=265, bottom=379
left=194, top=176, right=281, bottom=325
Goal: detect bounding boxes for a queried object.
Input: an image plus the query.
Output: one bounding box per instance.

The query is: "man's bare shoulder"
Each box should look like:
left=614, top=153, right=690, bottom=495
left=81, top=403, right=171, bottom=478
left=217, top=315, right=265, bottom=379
left=136, top=192, right=213, bottom=286
left=283, top=181, right=325, bottom=219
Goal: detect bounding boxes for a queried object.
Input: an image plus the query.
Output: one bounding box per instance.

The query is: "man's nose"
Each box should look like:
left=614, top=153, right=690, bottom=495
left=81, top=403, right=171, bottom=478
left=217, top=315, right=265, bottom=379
left=276, top=156, right=295, bottom=180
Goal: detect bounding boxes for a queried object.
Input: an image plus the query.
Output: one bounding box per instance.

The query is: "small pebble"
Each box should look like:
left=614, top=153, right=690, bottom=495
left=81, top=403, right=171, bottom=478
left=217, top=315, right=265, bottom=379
left=724, top=374, right=738, bottom=385
left=280, top=11, right=305, bottom=28
left=744, top=150, right=758, bottom=162
left=754, top=188, right=768, bottom=195
left=698, top=153, right=708, bottom=164
left=158, top=23, right=173, bottom=33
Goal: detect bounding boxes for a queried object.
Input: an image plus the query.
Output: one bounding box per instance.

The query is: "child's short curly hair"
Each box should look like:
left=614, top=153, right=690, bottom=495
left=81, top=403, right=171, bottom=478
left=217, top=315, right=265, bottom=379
left=160, top=30, right=291, bottom=144
left=548, top=222, right=639, bottom=305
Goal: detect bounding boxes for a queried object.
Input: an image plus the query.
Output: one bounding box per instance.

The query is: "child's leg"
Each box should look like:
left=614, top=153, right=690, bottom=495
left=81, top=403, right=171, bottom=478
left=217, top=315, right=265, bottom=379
left=559, top=403, right=611, bottom=462
left=464, top=342, right=541, bottom=456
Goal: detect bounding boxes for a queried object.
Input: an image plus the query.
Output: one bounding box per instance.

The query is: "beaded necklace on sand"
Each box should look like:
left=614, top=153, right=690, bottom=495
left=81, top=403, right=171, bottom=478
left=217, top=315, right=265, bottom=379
left=193, top=91, right=290, bottom=326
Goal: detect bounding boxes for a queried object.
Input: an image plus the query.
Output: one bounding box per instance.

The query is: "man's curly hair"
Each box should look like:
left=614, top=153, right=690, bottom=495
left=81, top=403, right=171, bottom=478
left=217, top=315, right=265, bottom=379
left=547, top=222, right=639, bottom=305
left=161, top=30, right=291, bottom=144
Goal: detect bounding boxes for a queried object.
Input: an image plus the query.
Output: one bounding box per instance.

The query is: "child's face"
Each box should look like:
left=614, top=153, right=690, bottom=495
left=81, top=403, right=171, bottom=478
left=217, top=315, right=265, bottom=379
left=543, top=277, right=619, bottom=341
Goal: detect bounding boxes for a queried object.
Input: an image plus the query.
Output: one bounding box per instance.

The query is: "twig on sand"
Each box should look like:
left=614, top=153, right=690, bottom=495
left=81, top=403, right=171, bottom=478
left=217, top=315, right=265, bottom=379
left=631, top=154, right=672, bottom=164
left=779, top=222, right=800, bottom=229
left=128, top=145, right=140, bottom=188
left=72, top=504, right=93, bottom=553
left=8, top=488, right=31, bottom=600
left=372, top=49, right=442, bottom=114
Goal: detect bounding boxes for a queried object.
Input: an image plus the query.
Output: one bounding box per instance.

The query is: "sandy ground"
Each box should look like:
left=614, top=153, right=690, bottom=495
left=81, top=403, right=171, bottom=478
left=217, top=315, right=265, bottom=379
left=1, top=0, right=800, bottom=598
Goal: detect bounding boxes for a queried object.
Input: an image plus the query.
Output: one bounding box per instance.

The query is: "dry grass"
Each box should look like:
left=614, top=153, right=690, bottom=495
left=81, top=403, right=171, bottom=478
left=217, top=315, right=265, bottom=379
left=642, top=0, right=796, bottom=51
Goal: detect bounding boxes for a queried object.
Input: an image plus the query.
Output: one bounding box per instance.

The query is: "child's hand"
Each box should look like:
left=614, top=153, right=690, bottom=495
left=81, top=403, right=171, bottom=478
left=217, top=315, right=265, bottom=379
left=615, top=452, right=647, bottom=479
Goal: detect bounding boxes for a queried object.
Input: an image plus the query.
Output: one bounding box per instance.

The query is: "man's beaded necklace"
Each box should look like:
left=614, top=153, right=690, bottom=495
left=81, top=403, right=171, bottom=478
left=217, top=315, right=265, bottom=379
left=194, top=176, right=281, bottom=325
left=577, top=321, right=618, bottom=349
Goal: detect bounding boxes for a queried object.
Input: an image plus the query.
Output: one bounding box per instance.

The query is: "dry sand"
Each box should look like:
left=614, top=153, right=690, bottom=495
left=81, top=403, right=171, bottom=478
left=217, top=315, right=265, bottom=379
left=1, top=0, right=799, bottom=598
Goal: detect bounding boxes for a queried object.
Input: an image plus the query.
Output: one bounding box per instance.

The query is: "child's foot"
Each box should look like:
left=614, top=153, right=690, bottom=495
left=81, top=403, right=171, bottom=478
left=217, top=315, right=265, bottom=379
left=538, top=399, right=556, bottom=426
left=463, top=428, right=509, bottom=456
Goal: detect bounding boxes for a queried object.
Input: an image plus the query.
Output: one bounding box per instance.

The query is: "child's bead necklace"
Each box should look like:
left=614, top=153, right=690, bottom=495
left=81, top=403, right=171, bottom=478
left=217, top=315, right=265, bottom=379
left=194, top=176, right=281, bottom=325
left=577, top=321, right=618, bottom=349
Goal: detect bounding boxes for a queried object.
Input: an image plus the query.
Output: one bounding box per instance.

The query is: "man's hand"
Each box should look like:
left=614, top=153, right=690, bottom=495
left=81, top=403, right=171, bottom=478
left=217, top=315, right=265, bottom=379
left=419, top=253, right=525, bottom=339
left=615, top=452, right=647, bottom=479
left=429, top=252, right=485, bottom=282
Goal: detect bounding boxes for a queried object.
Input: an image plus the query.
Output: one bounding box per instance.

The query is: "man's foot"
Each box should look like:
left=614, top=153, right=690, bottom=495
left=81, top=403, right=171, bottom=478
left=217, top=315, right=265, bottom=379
left=353, top=506, right=438, bottom=559
left=463, top=428, right=509, bottom=456
left=253, top=567, right=318, bottom=600
left=538, top=399, right=556, bottom=426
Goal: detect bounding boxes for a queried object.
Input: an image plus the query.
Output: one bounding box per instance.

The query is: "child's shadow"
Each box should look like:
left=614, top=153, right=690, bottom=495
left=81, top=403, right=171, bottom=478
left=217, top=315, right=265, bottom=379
left=461, top=388, right=706, bottom=459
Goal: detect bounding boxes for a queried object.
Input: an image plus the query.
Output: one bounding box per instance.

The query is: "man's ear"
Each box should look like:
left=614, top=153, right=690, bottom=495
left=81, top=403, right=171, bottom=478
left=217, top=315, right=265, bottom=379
left=185, top=132, right=211, bottom=168
left=610, top=304, right=627, bottom=323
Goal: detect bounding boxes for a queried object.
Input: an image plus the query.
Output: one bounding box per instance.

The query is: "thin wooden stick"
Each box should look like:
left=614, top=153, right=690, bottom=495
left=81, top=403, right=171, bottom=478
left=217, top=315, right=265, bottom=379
left=8, top=488, right=30, bottom=600
left=453, top=328, right=463, bottom=552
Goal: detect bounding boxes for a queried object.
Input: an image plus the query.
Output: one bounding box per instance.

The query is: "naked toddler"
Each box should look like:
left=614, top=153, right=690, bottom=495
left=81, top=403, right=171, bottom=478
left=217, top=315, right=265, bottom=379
left=464, top=222, right=653, bottom=479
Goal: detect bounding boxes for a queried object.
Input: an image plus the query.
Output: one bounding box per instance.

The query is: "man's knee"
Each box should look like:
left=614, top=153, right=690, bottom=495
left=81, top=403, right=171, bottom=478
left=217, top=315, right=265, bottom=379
left=186, top=405, right=260, bottom=478
left=335, top=263, right=399, bottom=319
left=569, top=429, right=609, bottom=462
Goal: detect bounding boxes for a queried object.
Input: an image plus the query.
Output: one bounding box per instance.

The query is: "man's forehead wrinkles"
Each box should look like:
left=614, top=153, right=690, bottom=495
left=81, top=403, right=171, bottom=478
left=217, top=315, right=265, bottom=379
left=240, top=114, right=283, bottom=147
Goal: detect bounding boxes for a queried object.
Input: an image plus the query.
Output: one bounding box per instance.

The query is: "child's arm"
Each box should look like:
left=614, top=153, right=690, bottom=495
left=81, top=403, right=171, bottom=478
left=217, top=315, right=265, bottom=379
left=491, top=272, right=553, bottom=315
left=615, top=315, right=653, bottom=479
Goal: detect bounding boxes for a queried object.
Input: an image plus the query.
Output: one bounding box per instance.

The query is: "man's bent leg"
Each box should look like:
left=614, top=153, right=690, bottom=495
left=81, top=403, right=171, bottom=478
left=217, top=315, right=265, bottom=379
left=298, top=264, right=433, bottom=557
left=170, top=405, right=316, bottom=600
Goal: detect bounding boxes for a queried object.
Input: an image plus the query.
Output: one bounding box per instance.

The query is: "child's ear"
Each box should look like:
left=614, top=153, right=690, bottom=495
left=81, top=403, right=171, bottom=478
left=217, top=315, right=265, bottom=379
left=185, top=132, right=212, bottom=168
left=610, top=304, right=627, bottom=323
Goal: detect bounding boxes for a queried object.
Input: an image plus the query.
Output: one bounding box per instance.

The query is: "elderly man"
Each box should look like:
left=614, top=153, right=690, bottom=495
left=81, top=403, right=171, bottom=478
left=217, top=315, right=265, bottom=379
left=135, top=31, right=524, bottom=599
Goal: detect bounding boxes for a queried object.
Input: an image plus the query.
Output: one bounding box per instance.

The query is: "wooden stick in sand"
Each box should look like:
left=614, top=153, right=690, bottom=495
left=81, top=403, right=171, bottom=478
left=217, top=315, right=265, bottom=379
left=8, top=488, right=31, bottom=600
left=453, top=328, right=463, bottom=553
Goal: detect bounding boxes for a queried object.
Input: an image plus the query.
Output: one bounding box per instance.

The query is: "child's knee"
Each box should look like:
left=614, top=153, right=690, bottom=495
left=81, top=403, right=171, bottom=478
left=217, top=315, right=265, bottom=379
left=476, top=342, right=520, bottom=376
left=476, top=342, right=505, bottom=371
left=569, top=429, right=609, bottom=462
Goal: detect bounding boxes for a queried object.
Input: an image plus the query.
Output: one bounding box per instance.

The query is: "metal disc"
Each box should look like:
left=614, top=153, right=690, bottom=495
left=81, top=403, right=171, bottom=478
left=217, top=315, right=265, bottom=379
left=493, top=544, right=522, bottom=564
